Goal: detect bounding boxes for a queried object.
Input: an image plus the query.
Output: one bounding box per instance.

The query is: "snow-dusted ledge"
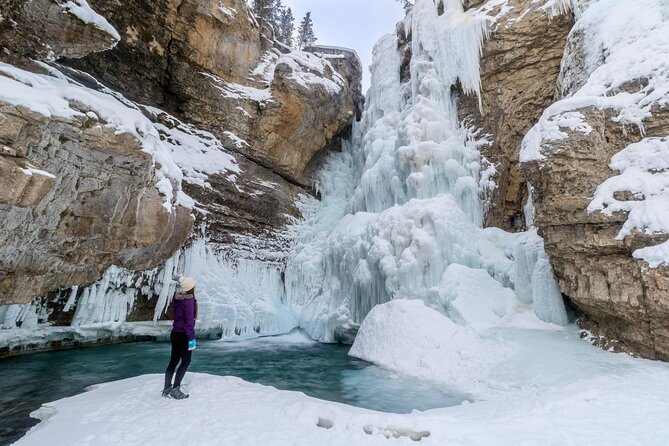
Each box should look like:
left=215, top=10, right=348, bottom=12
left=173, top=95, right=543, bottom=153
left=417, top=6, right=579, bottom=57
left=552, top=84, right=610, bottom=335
left=0, top=322, right=173, bottom=357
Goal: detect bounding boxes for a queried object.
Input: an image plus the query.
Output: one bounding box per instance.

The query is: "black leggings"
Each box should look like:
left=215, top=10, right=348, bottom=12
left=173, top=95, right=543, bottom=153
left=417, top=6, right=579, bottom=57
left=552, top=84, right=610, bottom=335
left=164, top=331, right=192, bottom=388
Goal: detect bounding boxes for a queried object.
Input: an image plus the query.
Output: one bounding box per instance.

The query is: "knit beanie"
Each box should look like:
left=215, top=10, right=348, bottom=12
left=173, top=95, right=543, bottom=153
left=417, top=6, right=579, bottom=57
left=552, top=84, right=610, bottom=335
left=179, top=276, right=196, bottom=292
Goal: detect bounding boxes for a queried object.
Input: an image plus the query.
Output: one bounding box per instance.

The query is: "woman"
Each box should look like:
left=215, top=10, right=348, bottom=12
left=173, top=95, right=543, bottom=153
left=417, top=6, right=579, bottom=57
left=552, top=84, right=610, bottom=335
left=163, top=276, right=198, bottom=399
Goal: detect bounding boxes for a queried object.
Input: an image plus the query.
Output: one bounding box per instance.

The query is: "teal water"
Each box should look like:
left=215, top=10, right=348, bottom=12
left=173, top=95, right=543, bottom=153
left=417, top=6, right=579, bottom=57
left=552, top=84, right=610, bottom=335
left=0, top=334, right=468, bottom=445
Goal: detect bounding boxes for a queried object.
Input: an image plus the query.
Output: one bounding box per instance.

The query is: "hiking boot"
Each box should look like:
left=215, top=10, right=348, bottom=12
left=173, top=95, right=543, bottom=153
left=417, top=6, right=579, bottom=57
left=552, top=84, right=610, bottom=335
left=170, top=386, right=189, bottom=400
left=161, top=387, right=172, bottom=398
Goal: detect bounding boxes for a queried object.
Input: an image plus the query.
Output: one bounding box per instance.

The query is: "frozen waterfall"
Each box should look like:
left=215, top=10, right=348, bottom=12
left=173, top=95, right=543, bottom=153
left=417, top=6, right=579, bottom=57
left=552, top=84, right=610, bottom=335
left=284, top=0, right=568, bottom=342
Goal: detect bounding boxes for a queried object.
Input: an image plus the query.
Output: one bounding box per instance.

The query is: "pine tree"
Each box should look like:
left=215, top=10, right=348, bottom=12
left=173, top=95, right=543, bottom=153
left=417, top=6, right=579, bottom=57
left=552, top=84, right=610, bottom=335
left=296, top=12, right=316, bottom=50
left=252, top=0, right=282, bottom=32
left=277, top=7, right=295, bottom=48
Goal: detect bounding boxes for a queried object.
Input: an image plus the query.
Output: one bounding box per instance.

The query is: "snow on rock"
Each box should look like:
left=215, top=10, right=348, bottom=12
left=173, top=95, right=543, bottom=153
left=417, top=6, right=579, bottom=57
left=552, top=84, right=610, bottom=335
left=0, top=62, right=191, bottom=211
left=217, top=4, right=237, bottom=19
left=150, top=113, right=241, bottom=189
left=204, top=71, right=273, bottom=103
left=521, top=0, right=669, bottom=266
left=350, top=300, right=511, bottom=396
left=588, top=137, right=669, bottom=267
left=521, top=0, right=669, bottom=162
left=60, top=0, right=121, bottom=42
left=276, top=52, right=345, bottom=94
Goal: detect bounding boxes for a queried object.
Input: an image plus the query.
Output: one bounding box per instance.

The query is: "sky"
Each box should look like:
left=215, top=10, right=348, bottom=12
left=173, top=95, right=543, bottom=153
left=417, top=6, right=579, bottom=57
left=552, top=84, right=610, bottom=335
left=282, top=0, right=406, bottom=91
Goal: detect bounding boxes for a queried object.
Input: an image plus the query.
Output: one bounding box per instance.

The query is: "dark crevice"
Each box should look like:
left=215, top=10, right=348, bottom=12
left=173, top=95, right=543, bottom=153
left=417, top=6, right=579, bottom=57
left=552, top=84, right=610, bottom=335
left=162, top=0, right=189, bottom=113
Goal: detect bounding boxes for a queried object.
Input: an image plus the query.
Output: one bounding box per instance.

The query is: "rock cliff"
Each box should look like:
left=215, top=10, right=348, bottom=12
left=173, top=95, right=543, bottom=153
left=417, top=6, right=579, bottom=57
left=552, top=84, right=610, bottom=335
left=520, top=0, right=669, bottom=359
left=67, top=0, right=359, bottom=185
left=457, top=0, right=573, bottom=230
left=0, top=0, right=362, bottom=336
left=458, top=0, right=669, bottom=359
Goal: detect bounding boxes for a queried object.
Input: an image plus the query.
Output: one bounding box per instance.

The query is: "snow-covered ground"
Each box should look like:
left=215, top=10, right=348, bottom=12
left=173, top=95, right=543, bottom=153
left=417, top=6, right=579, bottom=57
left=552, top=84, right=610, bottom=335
left=14, top=311, right=669, bottom=446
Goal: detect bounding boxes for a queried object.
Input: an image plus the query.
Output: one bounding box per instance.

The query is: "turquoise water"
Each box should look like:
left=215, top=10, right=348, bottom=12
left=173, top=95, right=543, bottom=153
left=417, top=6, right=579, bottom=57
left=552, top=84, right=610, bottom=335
left=0, top=334, right=468, bottom=445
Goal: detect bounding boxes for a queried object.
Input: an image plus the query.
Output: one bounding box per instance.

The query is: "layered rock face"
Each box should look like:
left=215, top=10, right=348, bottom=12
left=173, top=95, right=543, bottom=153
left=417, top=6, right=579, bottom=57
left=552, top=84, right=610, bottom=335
left=522, top=106, right=669, bottom=359
left=457, top=0, right=573, bottom=230
left=0, top=0, right=361, bottom=320
left=68, top=0, right=361, bottom=185
left=519, top=0, right=669, bottom=359
left=0, top=1, right=193, bottom=305
left=456, top=0, right=669, bottom=359
left=0, top=100, right=193, bottom=305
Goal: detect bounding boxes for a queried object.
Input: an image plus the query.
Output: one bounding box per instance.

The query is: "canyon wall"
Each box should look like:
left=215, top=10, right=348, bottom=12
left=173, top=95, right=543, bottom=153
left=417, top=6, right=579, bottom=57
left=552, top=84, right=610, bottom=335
left=459, top=0, right=669, bottom=359
left=0, top=0, right=361, bottom=342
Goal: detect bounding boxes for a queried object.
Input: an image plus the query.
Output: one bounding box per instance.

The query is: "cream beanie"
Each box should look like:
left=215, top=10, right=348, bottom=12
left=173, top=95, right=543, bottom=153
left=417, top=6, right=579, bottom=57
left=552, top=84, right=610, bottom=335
left=179, top=276, right=196, bottom=292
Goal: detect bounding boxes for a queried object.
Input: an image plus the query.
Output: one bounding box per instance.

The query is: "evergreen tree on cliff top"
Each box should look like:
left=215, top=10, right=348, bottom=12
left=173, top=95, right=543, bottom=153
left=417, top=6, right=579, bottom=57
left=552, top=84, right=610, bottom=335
left=296, top=12, right=316, bottom=50
left=252, top=0, right=282, bottom=31
left=277, top=7, right=295, bottom=48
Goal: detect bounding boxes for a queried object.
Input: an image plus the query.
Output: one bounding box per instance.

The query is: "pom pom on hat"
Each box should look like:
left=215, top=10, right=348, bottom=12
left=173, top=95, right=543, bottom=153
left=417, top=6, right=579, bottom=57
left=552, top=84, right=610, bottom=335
left=179, top=276, right=196, bottom=292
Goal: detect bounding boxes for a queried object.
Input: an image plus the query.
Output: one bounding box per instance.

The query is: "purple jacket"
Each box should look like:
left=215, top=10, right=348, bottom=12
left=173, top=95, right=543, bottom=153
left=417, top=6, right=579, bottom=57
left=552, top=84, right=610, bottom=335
left=172, top=291, right=197, bottom=340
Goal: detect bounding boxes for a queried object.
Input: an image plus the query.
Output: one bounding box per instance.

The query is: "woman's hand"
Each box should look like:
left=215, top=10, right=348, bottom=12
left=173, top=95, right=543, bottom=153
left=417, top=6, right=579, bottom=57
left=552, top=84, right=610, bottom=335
left=188, top=339, right=197, bottom=351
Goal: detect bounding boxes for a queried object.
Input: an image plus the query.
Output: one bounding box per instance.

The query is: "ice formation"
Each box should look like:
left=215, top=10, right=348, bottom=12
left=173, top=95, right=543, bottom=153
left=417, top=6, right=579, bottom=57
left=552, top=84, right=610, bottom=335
left=284, top=0, right=568, bottom=342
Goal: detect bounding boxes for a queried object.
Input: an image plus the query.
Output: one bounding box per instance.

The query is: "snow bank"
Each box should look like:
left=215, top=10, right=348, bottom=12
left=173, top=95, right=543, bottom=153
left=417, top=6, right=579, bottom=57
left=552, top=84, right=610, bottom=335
left=349, top=300, right=511, bottom=396
left=16, top=354, right=669, bottom=446
left=436, top=264, right=517, bottom=331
